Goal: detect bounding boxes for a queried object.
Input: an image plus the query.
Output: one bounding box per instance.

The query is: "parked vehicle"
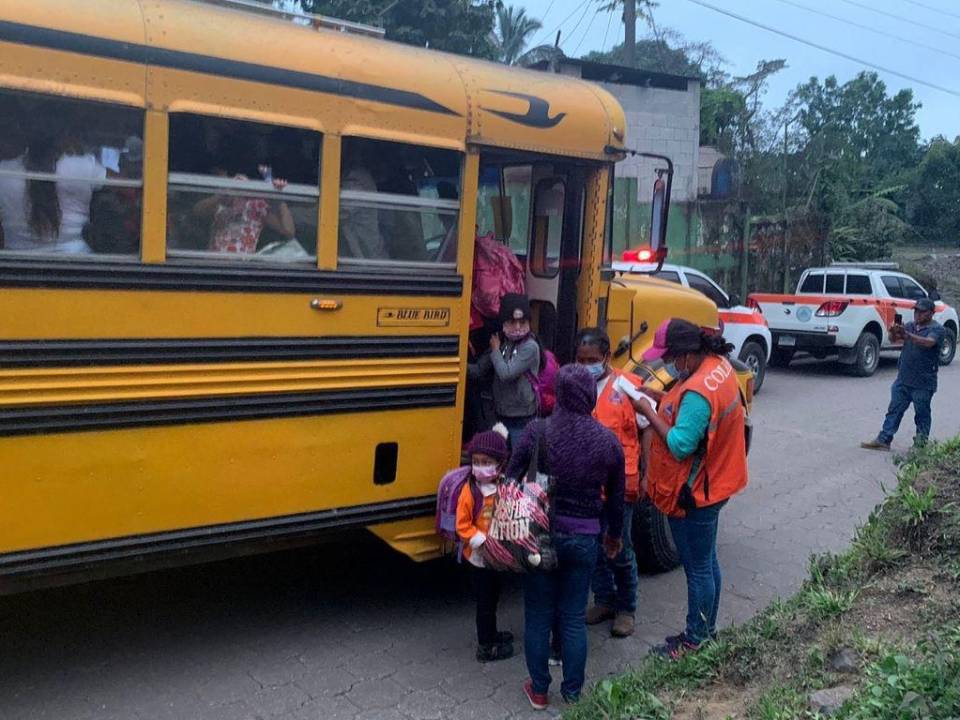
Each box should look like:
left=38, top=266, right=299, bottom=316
left=614, top=258, right=772, bottom=391
left=748, top=264, right=959, bottom=376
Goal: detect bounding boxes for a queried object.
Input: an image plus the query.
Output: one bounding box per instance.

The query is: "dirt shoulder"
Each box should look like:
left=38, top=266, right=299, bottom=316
left=565, top=438, right=960, bottom=719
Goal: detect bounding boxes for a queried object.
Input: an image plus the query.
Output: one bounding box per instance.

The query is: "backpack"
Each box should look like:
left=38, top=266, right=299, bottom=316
left=526, top=344, right=559, bottom=416
left=435, top=465, right=482, bottom=542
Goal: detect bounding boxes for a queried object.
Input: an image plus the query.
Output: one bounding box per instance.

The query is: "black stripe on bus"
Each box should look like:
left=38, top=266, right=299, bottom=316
left=0, top=258, right=464, bottom=296
left=0, top=384, right=457, bottom=437
left=0, top=20, right=460, bottom=117
left=0, top=495, right=436, bottom=579
left=0, top=336, right=460, bottom=368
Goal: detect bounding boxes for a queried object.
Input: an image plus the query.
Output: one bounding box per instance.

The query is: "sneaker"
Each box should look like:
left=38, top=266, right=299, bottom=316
left=611, top=612, right=635, bottom=638
left=585, top=605, right=615, bottom=625
left=476, top=641, right=514, bottom=663
left=523, top=679, right=549, bottom=711
left=561, top=693, right=580, bottom=705
left=651, top=632, right=700, bottom=660
left=496, top=630, right=514, bottom=644
left=861, top=437, right=891, bottom=451
left=548, top=651, right=562, bottom=667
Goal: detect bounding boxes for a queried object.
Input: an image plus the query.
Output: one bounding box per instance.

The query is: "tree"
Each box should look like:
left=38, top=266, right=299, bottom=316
left=907, top=137, right=960, bottom=245
left=789, top=72, right=922, bottom=259
left=595, top=1, right=658, bottom=68
left=585, top=31, right=726, bottom=83
left=493, top=5, right=541, bottom=65
left=303, top=0, right=501, bottom=59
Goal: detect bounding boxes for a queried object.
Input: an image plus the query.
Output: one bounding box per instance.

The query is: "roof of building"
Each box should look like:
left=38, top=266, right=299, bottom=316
left=527, top=57, right=698, bottom=91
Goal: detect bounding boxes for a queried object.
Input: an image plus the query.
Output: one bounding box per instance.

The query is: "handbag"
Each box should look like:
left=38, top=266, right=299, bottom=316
left=481, top=420, right=558, bottom=573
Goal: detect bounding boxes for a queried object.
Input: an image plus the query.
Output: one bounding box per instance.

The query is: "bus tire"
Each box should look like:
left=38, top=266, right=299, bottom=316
left=850, top=331, right=880, bottom=377
left=633, top=498, right=679, bottom=574
left=939, top=327, right=957, bottom=366
left=738, top=341, right=767, bottom=393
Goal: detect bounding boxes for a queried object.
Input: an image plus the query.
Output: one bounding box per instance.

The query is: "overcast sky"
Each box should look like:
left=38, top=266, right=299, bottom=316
left=517, top=0, right=960, bottom=141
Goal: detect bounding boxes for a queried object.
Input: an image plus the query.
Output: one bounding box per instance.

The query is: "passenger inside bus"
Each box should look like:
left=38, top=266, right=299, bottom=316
left=166, top=114, right=319, bottom=259
left=189, top=161, right=296, bottom=255
left=0, top=89, right=143, bottom=256
left=338, top=137, right=460, bottom=265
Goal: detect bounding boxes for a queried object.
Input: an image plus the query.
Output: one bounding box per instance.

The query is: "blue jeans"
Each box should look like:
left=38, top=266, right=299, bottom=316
left=501, top=415, right=535, bottom=452
left=591, top=503, right=638, bottom=613
left=523, top=534, right=598, bottom=699
left=879, top=379, right=934, bottom=444
left=668, top=501, right=726, bottom=645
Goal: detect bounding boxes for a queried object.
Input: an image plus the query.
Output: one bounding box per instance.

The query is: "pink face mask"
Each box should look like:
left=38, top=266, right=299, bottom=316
left=504, top=324, right=530, bottom=342
left=472, top=464, right=500, bottom=482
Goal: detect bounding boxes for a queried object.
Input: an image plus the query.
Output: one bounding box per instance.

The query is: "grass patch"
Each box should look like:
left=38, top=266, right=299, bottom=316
left=565, top=437, right=960, bottom=719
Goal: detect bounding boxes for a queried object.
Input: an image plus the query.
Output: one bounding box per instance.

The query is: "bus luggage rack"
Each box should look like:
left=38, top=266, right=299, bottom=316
left=191, top=0, right=386, bottom=38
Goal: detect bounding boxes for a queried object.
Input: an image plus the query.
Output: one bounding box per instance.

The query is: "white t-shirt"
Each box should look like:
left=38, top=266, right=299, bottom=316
left=55, top=153, right=107, bottom=251
left=597, top=374, right=654, bottom=429
left=0, top=155, right=30, bottom=249
left=0, top=153, right=105, bottom=254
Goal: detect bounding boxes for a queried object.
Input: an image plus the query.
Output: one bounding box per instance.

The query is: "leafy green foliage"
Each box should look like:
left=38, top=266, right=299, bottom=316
left=302, top=0, right=500, bottom=58
left=907, top=137, right=960, bottom=247
left=492, top=5, right=541, bottom=65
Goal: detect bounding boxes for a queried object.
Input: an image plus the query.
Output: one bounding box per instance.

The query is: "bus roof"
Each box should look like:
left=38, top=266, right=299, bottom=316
left=0, top=0, right=627, bottom=161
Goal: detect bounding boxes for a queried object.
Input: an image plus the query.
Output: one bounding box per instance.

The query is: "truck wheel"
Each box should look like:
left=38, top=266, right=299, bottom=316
left=769, top=347, right=794, bottom=368
left=633, top=498, right=679, bottom=573
left=850, top=331, right=880, bottom=377
left=738, top=341, right=767, bottom=393
left=939, top=328, right=957, bottom=366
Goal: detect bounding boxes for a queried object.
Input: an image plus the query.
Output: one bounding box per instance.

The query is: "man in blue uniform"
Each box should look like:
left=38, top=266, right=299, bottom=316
left=862, top=298, right=945, bottom=450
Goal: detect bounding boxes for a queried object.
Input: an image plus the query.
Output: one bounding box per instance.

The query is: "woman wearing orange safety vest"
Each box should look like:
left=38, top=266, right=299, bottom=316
left=634, top=318, right=748, bottom=659
left=574, top=327, right=654, bottom=639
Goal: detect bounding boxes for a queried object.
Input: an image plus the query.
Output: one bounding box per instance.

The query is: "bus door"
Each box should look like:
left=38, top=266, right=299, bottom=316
left=526, top=165, right=585, bottom=364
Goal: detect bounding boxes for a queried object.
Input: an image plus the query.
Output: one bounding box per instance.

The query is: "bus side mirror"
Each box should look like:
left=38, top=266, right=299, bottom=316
left=649, top=169, right=671, bottom=267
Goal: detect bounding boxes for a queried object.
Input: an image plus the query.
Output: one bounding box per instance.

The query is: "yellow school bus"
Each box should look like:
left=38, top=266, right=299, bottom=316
left=0, top=0, right=732, bottom=590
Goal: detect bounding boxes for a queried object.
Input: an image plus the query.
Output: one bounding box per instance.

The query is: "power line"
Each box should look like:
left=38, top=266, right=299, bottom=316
left=772, top=0, right=960, bottom=62
left=532, top=0, right=590, bottom=48
left=573, top=6, right=601, bottom=55
left=560, top=1, right=594, bottom=49
left=902, top=0, right=960, bottom=21
left=600, top=6, right=615, bottom=53
left=683, top=0, right=960, bottom=97
left=838, top=0, right=960, bottom=41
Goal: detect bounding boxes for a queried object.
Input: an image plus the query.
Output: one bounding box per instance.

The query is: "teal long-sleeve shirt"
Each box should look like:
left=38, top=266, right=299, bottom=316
left=666, top=391, right=711, bottom=460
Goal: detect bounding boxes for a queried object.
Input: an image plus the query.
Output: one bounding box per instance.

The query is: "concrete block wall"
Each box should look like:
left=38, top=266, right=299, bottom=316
left=601, top=78, right=701, bottom=204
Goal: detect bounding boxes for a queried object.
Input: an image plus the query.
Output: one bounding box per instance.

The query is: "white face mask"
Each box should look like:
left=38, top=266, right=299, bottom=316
left=478, top=482, right=499, bottom=497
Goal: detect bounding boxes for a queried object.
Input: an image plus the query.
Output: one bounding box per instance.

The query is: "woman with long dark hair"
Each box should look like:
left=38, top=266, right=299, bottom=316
left=633, top=318, right=748, bottom=659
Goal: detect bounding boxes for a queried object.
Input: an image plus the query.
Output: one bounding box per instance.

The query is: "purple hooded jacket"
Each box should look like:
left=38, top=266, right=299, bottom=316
left=506, top=364, right=625, bottom=539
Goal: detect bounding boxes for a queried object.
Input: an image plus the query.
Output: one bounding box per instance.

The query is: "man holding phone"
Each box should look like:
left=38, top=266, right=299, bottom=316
left=862, top=298, right=945, bottom=450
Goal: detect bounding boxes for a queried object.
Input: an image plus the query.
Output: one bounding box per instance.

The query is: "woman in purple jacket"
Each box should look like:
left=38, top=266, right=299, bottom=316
left=507, top=364, right=626, bottom=709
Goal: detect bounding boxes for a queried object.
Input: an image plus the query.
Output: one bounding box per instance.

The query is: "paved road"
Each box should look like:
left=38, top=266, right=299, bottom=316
left=2, top=357, right=959, bottom=720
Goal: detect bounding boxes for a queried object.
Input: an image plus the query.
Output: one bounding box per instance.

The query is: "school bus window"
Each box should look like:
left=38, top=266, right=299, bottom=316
left=166, top=115, right=321, bottom=262
left=0, top=89, right=143, bottom=257
left=476, top=164, right=534, bottom=255
left=530, top=178, right=565, bottom=278
left=338, top=137, right=461, bottom=267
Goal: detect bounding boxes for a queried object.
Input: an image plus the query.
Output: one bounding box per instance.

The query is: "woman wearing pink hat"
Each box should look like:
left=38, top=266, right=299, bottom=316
left=632, top=318, right=748, bottom=659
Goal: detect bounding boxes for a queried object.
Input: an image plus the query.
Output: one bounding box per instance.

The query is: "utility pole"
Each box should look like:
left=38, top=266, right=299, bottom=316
left=624, top=0, right=636, bottom=68
left=781, top=118, right=790, bottom=293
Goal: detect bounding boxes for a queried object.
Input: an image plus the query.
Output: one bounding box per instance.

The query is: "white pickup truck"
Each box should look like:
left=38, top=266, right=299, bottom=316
left=748, top=264, right=958, bottom=376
